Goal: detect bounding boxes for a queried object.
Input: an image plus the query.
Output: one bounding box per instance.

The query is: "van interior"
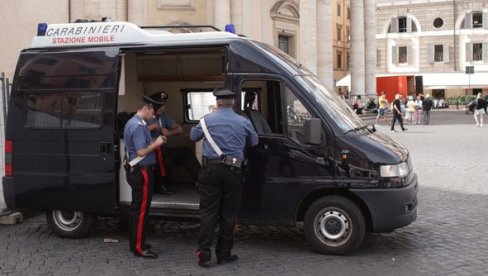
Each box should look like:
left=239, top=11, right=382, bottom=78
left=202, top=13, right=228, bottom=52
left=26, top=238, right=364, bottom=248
left=116, top=46, right=289, bottom=214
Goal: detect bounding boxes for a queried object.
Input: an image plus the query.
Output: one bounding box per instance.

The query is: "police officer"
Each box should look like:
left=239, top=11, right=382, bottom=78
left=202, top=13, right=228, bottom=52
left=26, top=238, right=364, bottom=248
left=124, top=95, right=166, bottom=259
left=190, top=87, right=258, bottom=267
left=147, top=91, right=201, bottom=194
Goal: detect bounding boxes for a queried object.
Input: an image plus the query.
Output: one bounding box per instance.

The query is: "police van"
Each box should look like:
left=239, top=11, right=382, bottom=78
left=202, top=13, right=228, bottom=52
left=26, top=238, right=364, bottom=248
left=2, top=21, right=417, bottom=254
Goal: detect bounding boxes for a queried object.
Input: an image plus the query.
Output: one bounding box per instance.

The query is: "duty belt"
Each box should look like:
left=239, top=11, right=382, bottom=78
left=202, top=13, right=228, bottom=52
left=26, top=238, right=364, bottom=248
left=202, top=156, right=244, bottom=168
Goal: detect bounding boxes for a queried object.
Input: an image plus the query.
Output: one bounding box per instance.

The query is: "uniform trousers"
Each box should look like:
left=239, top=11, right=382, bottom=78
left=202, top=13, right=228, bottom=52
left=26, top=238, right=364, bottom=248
left=198, top=162, right=243, bottom=260
left=154, top=146, right=201, bottom=190
left=127, top=166, right=154, bottom=254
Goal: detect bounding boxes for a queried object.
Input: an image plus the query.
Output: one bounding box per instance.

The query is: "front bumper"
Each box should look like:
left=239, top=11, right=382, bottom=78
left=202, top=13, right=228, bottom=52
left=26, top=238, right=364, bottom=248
left=350, top=173, right=418, bottom=232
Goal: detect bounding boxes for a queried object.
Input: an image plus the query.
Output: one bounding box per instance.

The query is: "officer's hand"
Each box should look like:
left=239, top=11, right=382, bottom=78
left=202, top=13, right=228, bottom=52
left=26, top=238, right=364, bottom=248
left=161, top=128, right=170, bottom=136
left=154, top=135, right=166, bottom=146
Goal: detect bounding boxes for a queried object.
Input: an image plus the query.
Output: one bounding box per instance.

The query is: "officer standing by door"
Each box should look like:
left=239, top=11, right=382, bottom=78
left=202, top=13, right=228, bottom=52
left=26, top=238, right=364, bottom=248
left=124, top=95, right=166, bottom=259
left=190, top=87, right=258, bottom=267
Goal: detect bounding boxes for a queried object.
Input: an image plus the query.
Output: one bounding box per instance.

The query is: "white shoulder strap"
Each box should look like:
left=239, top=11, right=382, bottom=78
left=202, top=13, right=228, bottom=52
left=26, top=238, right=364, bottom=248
left=200, top=117, right=224, bottom=158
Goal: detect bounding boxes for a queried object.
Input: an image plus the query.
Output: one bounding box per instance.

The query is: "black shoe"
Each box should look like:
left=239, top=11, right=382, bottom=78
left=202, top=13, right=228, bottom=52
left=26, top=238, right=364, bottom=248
left=217, top=255, right=239, bottom=265
left=159, top=185, right=174, bottom=195
left=198, top=258, right=211, bottom=268
left=196, top=250, right=211, bottom=268
left=402, top=128, right=408, bottom=131
left=134, top=249, right=158, bottom=259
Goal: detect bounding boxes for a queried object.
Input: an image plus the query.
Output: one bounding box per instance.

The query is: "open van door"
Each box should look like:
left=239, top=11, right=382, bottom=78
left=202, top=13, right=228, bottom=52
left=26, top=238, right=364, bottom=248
left=5, top=47, right=120, bottom=217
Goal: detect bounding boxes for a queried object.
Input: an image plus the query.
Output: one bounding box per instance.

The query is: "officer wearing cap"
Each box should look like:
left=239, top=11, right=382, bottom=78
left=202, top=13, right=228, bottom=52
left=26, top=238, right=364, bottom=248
left=147, top=91, right=201, bottom=194
left=123, top=95, right=166, bottom=259
left=190, top=87, right=258, bottom=267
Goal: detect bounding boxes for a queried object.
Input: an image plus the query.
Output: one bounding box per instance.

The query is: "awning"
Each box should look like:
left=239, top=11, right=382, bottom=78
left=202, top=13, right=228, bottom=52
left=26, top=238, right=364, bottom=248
left=336, top=72, right=488, bottom=90
left=422, top=72, right=488, bottom=89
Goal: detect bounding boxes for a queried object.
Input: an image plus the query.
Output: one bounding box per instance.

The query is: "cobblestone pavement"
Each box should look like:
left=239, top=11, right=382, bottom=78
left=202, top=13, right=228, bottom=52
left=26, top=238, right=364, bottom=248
left=1, top=111, right=488, bottom=275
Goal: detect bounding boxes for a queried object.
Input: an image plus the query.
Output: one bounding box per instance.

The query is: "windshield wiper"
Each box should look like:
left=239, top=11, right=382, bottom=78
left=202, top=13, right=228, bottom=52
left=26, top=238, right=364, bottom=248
left=344, top=124, right=376, bottom=135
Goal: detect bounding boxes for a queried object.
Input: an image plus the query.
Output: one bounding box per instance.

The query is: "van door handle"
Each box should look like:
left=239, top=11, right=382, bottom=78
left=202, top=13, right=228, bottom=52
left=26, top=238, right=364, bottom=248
left=100, top=142, right=112, bottom=155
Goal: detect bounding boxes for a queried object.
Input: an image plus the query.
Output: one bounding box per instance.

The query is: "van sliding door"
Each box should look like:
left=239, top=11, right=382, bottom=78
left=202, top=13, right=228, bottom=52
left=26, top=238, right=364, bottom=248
left=8, top=47, right=120, bottom=214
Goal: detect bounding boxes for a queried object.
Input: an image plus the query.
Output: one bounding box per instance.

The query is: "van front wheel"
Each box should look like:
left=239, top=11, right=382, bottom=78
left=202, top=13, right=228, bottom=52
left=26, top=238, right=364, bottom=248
left=304, top=196, right=365, bottom=255
left=46, top=210, right=95, bottom=238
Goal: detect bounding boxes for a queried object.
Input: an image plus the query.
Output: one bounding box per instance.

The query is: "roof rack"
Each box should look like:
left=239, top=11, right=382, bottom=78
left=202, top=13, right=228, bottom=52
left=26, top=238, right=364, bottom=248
left=140, top=25, right=221, bottom=33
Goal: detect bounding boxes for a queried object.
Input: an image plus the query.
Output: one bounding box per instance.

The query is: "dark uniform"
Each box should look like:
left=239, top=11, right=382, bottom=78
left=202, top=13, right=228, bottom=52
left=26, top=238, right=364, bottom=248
left=124, top=95, right=165, bottom=259
left=190, top=87, right=258, bottom=267
left=148, top=92, right=201, bottom=194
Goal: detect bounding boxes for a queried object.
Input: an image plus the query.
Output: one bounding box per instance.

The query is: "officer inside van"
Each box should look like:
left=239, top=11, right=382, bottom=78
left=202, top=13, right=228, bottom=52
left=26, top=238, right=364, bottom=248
left=124, top=95, right=166, bottom=259
left=147, top=91, right=201, bottom=194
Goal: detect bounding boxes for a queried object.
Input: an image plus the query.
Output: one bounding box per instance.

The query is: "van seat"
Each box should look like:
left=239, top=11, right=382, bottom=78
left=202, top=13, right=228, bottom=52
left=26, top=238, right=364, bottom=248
left=244, top=109, right=272, bottom=135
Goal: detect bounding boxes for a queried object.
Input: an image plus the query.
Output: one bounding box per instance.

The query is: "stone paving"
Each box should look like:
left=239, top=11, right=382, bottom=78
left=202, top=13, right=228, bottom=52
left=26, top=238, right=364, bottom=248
left=1, top=111, right=487, bottom=275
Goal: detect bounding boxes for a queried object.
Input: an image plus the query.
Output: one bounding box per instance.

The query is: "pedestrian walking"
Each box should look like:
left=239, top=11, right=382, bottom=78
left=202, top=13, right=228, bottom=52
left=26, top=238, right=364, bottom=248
left=473, top=93, right=487, bottom=127
left=375, top=92, right=388, bottom=125
left=190, top=87, right=258, bottom=268
left=124, top=95, right=167, bottom=258
left=422, top=94, right=433, bottom=125
left=390, top=94, right=407, bottom=132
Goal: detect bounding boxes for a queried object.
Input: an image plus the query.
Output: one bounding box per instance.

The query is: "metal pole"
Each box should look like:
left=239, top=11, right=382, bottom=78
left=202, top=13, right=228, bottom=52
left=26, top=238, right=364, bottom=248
left=1, top=72, right=6, bottom=133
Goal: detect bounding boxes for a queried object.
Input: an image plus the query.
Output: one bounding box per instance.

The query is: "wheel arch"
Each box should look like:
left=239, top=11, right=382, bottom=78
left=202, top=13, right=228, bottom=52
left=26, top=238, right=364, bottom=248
left=296, top=188, right=373, bottom=231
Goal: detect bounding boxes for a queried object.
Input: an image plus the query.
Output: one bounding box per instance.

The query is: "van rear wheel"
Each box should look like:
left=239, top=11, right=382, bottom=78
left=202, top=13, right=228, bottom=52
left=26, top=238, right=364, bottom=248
left=304, top=196, right=365, bottom=255
left=46, top=210, right=95, bottom=238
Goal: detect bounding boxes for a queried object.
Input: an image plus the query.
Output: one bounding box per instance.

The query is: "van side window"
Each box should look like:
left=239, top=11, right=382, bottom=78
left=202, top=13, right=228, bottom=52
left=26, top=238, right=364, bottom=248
left=240, top=80, right=283, bottom=135
left=185, top=90, right=215, bottom=121
left=284, top=86, right=315, bottom=145
left=25, top=92, right=103, bottom=129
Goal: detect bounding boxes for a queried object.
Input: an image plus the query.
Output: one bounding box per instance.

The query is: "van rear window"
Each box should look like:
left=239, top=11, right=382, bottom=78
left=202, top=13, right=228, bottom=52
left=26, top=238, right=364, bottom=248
left=25, top=92, right=103, bottom=129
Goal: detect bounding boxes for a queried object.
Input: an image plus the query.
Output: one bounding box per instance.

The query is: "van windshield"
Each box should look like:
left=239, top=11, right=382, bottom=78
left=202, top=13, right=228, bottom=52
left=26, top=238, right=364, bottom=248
left=254, top=41, right=365, bottom=132
left=295, top=75, right=365, bottom=132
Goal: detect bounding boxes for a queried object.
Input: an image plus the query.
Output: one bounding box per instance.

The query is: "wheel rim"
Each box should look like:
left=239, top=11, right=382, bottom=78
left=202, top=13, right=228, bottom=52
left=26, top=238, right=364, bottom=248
left=52, top=210, right=83, bottom=232
left=315, top=208, right=352, bottom=247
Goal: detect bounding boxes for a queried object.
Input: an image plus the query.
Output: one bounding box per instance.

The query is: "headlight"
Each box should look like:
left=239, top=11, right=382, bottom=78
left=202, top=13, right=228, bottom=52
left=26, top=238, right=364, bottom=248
left=380, top=162, right=410, bottom=177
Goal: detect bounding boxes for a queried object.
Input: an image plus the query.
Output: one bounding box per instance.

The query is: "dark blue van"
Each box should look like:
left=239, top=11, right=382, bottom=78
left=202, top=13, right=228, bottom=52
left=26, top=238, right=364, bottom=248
left=2, top=22, right=417, bottom=254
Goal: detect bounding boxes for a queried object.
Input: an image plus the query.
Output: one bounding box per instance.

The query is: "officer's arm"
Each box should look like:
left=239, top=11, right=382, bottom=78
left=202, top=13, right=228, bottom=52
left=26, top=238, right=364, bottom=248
left=133, top=128, right=165, bottom=157
left=163, top=121, right=183, bottom=136
left=245, top=121, right=259, bottom=146
left=190, top=123, right=204, bottom=142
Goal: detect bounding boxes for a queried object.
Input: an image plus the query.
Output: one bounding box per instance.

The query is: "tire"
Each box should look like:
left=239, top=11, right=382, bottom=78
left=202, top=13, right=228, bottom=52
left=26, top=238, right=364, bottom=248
left=304, top=196, right=365, bottom=255
left=46, top=210, right=95, bottom=238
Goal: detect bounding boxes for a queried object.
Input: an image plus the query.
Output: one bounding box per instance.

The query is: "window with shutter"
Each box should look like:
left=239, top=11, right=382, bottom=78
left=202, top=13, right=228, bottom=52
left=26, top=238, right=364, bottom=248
left=390, top=18, right=398, bottom=33
left=473, top=12, right=483, bottom=28
left=427, top=44, right=435, bottom=64
left=443, top=43, right=449, bottom=63
left=473, top=43, right=482, bottom=61
left=434, top=45, right=443, bottom=62
left=399, top=46, right=407, bottom=64
left=392, top=46, right=398, bottom=64
left=466, top=43, right=472, bottom=62
left=464, top=13, right=473, bottom=29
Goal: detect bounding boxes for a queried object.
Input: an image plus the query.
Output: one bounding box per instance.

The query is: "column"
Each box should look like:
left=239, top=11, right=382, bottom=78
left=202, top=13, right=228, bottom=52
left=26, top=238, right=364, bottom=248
left=128, top=0, right=147, bottom=26
left=350, top=0, right=366, bottom=96
left=214, top=0, right=231, bottom=31
left=364, top=0, right=377, bottom=98
left=299, top=0, right=317, bottom=74
left=317, top=0, right=333, bottom=88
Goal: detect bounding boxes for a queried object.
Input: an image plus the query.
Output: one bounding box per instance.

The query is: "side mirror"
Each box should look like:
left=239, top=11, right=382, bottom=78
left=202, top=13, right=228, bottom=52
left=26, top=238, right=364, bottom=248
left=304, top=118, right=322, bottom=145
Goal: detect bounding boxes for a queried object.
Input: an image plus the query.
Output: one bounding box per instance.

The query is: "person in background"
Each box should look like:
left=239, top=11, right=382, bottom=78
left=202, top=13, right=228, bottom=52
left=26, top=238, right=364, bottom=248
left=405, top=96, right=417, bottom=125
left=415, top=94, right=423, bottom=125
left=353, top=95, right=364, bottom=114
left=147, top=91, right=201, bottom=195
left=422, top=94, right=433, bottom=125
left=375, top=92, right=388, bottom=125
left=474, top=93, right=487, bottom=127
left=191, top=87, right=258, bottom=268
left=390, top=94, right=407, bottom=132
left=124, top=96, right=167, bottom=259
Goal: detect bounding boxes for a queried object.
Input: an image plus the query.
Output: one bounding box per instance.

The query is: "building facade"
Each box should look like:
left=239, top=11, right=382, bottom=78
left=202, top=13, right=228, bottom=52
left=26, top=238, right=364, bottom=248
left=376, top=0, right=488, bottom=100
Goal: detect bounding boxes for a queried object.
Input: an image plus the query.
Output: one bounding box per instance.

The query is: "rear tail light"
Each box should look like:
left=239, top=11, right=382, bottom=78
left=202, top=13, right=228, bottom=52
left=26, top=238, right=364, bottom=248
left=5, top=139, right=12, bottom=176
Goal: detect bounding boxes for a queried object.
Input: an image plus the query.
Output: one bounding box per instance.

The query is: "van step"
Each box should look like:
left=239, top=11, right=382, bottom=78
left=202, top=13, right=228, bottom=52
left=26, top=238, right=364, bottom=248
left=0, top=211, right=24, bottom=225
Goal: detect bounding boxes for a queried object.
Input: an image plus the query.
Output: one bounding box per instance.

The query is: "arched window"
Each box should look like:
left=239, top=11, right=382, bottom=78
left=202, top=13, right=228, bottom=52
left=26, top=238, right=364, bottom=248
left=271, top=0, right=299, bottom=58
left=461, top=11, right=488, bottom=29
left=388, top=16, right=418, bottom=33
